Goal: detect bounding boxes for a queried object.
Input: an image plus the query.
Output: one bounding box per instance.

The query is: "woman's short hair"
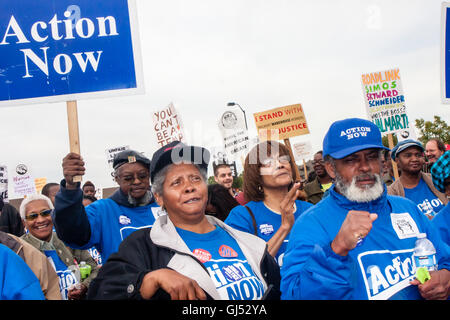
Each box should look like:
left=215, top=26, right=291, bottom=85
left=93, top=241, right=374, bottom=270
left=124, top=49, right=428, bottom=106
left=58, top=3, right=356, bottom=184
left=151, top=163, right=207, bottom=196
left=19, top=194, right=54, bottom=220
left=243, top=140, right=296, bottom=202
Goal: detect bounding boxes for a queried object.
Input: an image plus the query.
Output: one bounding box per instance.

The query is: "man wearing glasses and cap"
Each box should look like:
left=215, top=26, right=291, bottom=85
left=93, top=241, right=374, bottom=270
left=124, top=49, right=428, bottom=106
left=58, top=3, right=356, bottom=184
left=53, top=150, right=161, bottom=263
left=281, top=118, right=450, bottom=300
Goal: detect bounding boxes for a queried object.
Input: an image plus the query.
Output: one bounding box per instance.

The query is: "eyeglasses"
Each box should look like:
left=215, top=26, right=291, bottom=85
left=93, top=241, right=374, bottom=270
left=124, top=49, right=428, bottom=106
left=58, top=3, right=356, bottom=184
left=261, top=155, right=291, bottom=167
left=118, top=172, right=150, bottom=184
left=25, top=209, right=52, bottom=221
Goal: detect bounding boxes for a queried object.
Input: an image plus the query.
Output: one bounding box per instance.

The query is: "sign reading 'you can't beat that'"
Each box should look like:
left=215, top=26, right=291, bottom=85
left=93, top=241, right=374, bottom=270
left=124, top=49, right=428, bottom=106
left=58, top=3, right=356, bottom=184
left=0, top=0, right=144, bottom=106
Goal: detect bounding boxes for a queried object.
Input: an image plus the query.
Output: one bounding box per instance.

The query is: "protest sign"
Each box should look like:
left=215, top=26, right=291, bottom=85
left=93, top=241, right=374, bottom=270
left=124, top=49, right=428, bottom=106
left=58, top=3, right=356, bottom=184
left=0, top=166, right=8, bottom=202
left=152, top=103, right=185, bottom=147
left=0, top=0, right=144, bottom=106
left=105, top=145, right=130, bottom=180
left=253, top=104, right=309, bottom=141
left=34, top=177, right=47, bottom=194
left=292, top=141, right=312, bottom=161
left=441, top=2, right=450, bottom=103
left=361, top=68, right=414, bottom=139
left=218, top=106, right=249, bottom=159
left=12, top=164, right=36, bottom=197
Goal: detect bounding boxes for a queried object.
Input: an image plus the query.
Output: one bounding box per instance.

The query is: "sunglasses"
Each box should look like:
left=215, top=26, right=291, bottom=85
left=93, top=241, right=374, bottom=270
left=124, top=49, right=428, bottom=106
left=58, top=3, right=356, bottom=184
left=260, top=155, right=291, bottom=168
left=25, top=209, right=52, bottom=221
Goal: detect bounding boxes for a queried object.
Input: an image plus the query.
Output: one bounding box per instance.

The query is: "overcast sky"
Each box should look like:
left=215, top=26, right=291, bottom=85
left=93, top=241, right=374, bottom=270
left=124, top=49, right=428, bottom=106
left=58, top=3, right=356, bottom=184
left=1, top=0, right=449, bottom=198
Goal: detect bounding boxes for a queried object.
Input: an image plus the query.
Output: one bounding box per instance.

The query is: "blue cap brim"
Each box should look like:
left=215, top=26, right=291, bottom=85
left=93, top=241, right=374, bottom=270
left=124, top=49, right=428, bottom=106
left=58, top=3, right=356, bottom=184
left=327, top=144, right=390, bottom=159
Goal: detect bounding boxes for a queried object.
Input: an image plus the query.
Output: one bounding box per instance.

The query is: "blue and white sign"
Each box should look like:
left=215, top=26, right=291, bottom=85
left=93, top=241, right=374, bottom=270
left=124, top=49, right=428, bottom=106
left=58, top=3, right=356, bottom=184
left=441, top=2, right=450, bottom=104
left=0, top=0, right=144, bottom=107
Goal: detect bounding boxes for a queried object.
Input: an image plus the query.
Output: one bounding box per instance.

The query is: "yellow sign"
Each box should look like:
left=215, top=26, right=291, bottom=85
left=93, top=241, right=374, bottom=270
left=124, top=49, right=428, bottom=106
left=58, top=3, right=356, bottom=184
left=34, top=177, right=47, bottom=194
left=253, top=103, right=309, bottom=141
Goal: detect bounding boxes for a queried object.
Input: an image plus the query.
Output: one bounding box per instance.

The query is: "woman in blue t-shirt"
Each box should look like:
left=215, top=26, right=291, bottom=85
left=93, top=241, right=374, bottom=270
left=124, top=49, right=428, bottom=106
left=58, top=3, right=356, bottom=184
left=225, top=140, right=313, bottom=266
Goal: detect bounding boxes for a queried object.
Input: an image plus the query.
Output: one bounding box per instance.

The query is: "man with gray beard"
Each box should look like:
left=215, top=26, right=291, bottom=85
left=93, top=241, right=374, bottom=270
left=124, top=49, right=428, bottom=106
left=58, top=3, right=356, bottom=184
left=53, top=150, right=161, bottom=263
left=281, top=118, right=450, bottom=300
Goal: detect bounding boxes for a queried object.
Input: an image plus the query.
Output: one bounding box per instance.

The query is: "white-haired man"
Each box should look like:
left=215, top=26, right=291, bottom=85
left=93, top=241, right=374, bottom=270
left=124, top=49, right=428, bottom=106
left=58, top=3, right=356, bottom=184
left=281, top=118, right=450, bottom=300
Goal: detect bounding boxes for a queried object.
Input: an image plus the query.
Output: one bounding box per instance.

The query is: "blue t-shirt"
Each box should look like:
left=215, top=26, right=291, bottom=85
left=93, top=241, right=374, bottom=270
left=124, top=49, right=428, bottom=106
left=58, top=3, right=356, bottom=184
left=404, top=179, right=444, bottom=218
left=176, top=226, right=265, bottom=300
left=432, top=204, right=450, bottom=245
left=224, top=200, right=313, bottom=266
left=44, top=250, right=80, bottom=300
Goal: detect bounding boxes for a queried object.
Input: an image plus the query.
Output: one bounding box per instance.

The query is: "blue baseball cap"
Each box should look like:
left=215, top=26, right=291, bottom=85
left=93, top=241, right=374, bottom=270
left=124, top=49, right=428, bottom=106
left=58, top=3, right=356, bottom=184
left=390, top=139, right=424, bottom=160
left=323, top=118, right=389, bottom=159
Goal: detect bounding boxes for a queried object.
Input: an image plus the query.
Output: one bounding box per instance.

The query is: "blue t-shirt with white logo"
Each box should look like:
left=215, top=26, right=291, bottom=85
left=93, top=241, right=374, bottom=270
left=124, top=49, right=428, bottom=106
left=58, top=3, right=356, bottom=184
left=225, top=200, right=313, bottom=266
left=176, top=226, right=265, bottom=300
left=44, top=250, right=80, bottom=300
left=404, top=179, right=444, bottom=218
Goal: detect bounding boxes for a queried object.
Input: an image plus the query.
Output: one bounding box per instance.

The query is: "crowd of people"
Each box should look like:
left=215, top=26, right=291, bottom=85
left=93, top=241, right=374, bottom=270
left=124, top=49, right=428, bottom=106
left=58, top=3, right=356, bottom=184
left=0, top=117, right=449, bottom=300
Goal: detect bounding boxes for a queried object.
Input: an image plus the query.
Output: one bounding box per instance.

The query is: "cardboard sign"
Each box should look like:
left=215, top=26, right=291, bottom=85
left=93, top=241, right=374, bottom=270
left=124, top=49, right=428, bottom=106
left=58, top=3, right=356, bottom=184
left=361, top=68, right=414, bottom=139
left=0, top=165, right=8, bottom=202
left=253, top=103, right=309, bottom=141
left=218, top=106, right=249, bottom=157
left=152, top=103, right=185, bottom=147
left=0, top=0, right=144, bottom=106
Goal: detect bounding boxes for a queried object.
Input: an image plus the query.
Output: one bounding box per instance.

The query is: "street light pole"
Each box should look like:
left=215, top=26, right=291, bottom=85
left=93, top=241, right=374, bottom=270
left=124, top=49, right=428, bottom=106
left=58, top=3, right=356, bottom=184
left=227, top=102, right=248, bottom=130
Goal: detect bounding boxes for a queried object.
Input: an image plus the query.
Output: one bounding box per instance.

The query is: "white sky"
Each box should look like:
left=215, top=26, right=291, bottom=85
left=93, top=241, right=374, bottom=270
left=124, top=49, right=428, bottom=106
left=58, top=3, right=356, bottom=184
left=1, top=0, right=449, bottom=198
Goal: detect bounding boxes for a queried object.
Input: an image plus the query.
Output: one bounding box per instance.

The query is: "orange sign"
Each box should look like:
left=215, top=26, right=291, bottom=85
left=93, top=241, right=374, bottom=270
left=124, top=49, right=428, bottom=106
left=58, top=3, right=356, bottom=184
left=253, top=103, right=309, bottom=140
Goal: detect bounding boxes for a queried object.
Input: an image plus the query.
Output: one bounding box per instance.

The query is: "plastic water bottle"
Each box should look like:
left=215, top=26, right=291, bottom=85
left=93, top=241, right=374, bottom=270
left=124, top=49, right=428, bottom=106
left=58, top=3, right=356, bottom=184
left=79, top=261, right=92, bottom=280
left=413, top=233, right=438, bottom=271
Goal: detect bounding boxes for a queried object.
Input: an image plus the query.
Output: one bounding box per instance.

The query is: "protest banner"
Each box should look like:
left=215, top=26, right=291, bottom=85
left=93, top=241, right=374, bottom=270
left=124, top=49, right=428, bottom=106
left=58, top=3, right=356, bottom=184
left=0, top=166, right=8, bottom=202
left=293, top=141, right=312, bottom=181
left=152, top=103, right=185, bottom=147
left=0, top=0, right=144, bottom=181
left=253, top=103, right=310, bottom=181
left=218, top=106, right=249, bottom=162
left=34, top=177, right=47, bottom=194
left=441, top=2, right=450, bottom=104
left=361, top=68, right=411, bottom=179
left=105, top=145, right=130, bottom=181
left=12, top=164, right=36, bottom=197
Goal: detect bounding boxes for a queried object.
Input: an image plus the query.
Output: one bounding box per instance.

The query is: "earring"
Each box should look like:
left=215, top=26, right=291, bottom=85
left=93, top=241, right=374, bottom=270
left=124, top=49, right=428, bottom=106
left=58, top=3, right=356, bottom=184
left=258, top=185, right=263, bottom=193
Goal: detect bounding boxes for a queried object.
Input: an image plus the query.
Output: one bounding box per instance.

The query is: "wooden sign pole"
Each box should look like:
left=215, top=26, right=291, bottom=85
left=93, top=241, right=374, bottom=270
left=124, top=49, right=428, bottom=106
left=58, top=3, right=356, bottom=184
left=283, top=138, right=301, bottom=182
left=302, top=159, right=309, bottom=181
left=66, top=101, right=82, bottom=183
left=387, top=133, right=399, bottom=180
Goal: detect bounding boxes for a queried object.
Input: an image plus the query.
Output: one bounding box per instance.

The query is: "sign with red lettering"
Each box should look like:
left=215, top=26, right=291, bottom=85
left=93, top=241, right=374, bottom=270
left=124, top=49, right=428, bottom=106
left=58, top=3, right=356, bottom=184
left=152, top=102, right=185, bottom=147
left=253, top=103, right=309, bottom=141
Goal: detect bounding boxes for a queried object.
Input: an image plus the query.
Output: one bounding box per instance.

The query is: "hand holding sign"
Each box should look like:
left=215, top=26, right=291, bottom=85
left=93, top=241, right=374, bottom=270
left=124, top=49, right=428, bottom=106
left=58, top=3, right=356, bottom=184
left=62, top=153, right=85, bottom=189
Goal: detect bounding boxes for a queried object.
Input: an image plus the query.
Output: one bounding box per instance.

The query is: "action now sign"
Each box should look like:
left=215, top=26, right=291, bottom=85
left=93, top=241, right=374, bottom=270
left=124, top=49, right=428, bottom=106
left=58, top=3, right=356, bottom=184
left=0, top=0, right=144, bottom=106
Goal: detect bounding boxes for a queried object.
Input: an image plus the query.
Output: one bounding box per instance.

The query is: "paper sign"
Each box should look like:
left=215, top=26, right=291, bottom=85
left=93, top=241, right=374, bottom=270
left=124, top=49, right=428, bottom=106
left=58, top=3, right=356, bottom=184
left=12, top=164, right=36, bottom=197
left=218, top=106, right=249, bottom=157
left=293, top=141, right=312, bottom=161
left=253, top=103, right=309, bottom=141
left=34, top=177, right=47, bottom=194
left=152, top=103, right=185, bottom=147
left=105, top=145, right=130, bottom=180
left=0, top=165, right=8, bottom=202
left=361, top=68, right=414, bottom=139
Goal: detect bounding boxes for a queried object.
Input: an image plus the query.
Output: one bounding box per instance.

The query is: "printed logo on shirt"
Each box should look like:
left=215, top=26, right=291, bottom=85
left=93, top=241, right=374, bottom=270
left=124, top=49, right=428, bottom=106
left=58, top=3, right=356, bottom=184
left=119, top=215, right=131, bottom=225
left=259, top=223, right=274, bottom=235
left=417, top=198, right=443, bottom=218
left=207, top=260, right=264, bottom=300
left=192, top=248, right=212, bottom=263
left=390, top=213, right=419, bottom=239
left=219, top=245, right=238, bottom=258
left=357, top=248, right=417, bottom=300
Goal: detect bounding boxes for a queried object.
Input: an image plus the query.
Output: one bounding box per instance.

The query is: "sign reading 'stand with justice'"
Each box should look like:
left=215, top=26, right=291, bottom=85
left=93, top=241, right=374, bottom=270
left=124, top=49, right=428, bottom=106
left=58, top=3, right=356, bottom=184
left=0, top=0, right=144, bottom=106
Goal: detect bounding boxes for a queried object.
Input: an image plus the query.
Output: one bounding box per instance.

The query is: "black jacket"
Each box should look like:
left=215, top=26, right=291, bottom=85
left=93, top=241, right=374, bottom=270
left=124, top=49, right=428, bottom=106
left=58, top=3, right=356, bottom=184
left=0, top=202, right=25, bottom=237
left=87, top=215, right=280, bottom=300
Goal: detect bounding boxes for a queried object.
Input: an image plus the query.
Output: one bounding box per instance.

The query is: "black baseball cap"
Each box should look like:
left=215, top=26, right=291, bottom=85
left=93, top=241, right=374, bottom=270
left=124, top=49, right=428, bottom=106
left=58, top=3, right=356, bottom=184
left=113, top=150, right=151, bottom=170
left=150, top=141, right=210, bottom=183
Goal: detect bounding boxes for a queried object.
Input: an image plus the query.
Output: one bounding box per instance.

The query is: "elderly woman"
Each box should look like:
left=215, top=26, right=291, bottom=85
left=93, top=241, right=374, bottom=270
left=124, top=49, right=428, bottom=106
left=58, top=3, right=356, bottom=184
left=20, top=194, right=99, bottom=300
left=87, top=141, right=280, bottom=300
left=225, top=140, right=313, bottom=266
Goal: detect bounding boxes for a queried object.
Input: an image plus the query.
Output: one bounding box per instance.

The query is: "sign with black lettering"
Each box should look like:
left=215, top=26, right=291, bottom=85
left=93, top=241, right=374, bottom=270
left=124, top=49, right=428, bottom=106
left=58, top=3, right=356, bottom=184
left=0, top=0, right=144, bottom=106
